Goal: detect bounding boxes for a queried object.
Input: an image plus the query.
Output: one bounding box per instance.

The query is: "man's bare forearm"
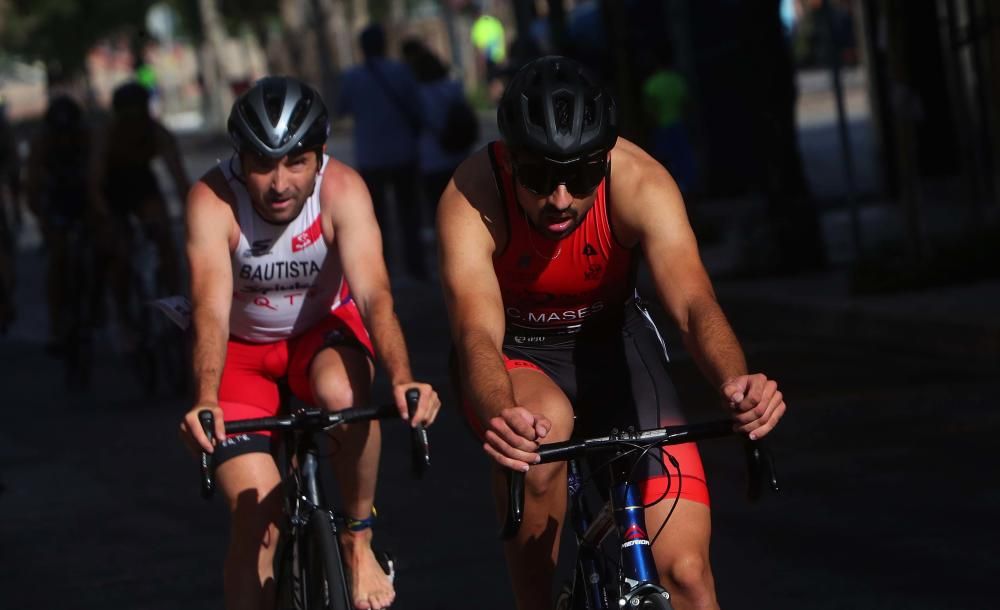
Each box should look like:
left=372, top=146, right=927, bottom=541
left=458, top=328, right=516, bottom=423
left=192, top=307, right=229, bottom=405
left=362, top=291, right=413, bottom=385
left=681, top=296, right=748, bottom=392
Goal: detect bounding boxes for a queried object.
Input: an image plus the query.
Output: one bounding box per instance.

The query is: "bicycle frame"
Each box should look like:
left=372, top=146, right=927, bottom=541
left=564, top=455, right=669, bottom=608
left=503, top=420, right=779, bottom=609
left=279, top=419, right=353, bottom=610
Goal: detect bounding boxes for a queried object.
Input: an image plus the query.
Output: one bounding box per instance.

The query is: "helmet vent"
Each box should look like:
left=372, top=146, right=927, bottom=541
left=286, top=97, right=313, bottom=140
left=553, top=93, right=574, bottom=134
left=527, top=96, right=546, bottom=130
left=583, top=98, right=596, bottom=127
left=263, top=85, right=286, bottom=126
left=242, top=105, right=267, bottom=141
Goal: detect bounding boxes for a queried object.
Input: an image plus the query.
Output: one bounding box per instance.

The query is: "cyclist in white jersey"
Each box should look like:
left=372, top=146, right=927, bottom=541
left=179, top=77, right=440, bottom=610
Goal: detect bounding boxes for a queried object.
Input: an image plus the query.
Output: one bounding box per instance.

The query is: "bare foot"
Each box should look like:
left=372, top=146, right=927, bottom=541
left=340, top=529, right=395, bottom=610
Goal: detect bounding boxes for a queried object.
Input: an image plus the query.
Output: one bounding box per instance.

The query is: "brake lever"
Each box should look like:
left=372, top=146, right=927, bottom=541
left=197, top=410, right=216, bottom=500
left=744, top=438, right=780, bottom=502
left=405, top=388, right=430, bottom=478
left=500, top=468, right=525, bottom=540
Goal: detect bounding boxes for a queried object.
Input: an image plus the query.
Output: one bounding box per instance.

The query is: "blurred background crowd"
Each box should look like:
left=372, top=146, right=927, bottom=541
left=0, top=0, right=996, bottom=288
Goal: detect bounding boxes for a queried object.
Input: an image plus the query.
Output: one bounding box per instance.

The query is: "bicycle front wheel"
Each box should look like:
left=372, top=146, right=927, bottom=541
left=273, top=526, right=303, bottom=610
left=307, top=510, right=352, bottom=610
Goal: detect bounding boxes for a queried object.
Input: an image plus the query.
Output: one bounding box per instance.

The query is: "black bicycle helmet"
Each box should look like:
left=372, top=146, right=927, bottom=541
left=228, top=76, right=329, bottom=159
left=498, top=56, right=618, bottom=162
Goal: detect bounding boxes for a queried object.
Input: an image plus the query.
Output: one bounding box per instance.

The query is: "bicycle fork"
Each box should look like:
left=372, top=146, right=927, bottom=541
left=568, top=458, right=672, bottom=608
left=609, top=460, right=671, bottom=608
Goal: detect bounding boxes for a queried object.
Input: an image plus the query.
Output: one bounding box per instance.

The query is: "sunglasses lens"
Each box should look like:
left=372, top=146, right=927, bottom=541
left=564, top=159, right=606, bottom=196
left=513, top=162, right=553, bottom=195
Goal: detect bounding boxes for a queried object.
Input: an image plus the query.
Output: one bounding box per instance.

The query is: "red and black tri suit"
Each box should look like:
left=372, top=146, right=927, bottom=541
left=460, top=142, right=709, bottom=506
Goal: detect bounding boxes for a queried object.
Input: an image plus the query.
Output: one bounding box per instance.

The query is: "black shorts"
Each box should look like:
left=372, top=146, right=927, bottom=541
left=458, top=299, right=710, bottom=506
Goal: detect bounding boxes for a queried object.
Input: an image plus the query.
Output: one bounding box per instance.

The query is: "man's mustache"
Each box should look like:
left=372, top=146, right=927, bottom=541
left=266, top=190, right=295, bottom=202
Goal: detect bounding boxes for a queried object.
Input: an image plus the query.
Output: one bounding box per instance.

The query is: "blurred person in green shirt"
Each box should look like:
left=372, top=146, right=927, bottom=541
left=470, top=10, right=507, bottom=100
left=642, top=48, right=696, bottom=193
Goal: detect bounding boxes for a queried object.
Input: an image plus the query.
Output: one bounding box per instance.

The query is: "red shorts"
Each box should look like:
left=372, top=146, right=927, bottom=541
left=461, top=354, right=710, bottom=507
left=218, top=302, right=373, bottom=438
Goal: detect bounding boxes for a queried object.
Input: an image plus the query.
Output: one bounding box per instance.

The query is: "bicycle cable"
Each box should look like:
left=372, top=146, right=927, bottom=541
left=649, top=451, right=683, bottom=547
left=569, top=441, right=658, bottom=574
left=571, top=439, right=672, bottom=575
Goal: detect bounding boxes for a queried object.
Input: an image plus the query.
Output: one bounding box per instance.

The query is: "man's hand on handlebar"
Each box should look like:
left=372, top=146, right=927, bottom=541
left=483, top=407, right=551, bottom=472
left=392, top=382, right=441, bottom=428
left=721, top=373, right=786, bottom=441
left=180, top=403, right=225, bottom=455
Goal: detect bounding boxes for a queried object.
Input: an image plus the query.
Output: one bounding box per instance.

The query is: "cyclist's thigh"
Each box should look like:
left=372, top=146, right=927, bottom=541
left=216, top=337, right=286, bottom=466
left=216, top=452, right=283, bottom=513
left=304, top=345, right=374, bottom=410
left=287, top=307, right=375, bottom=409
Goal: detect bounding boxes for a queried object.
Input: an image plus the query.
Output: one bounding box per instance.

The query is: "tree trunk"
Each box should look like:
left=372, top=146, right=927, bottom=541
left=743, top=0, right=827, bottom=272
left=308, top=0, right=341, bottom=104
left=197, top=0, right=231, bottom=129
left=321, top=0, right=355, bottom=69
left=280, top=0, right=318, bottom=83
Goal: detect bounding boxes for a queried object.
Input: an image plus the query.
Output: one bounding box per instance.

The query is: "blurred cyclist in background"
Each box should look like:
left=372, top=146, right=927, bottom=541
left=25, top=95, right=94, bottom=350
left=93, top=81, right=190, bottom=344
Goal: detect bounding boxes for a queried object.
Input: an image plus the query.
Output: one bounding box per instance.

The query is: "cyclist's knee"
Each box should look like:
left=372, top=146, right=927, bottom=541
left=313, top=374, right=357, bottom=411
left=660, top=552, right=717, bottom=609
left=524, top=460, right=567, bottom=499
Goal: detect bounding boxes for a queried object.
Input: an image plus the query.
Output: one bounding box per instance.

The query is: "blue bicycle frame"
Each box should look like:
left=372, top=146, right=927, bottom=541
left=502, top=420, right=779, bottom=609
left=564, top=455, right=669, bottom=608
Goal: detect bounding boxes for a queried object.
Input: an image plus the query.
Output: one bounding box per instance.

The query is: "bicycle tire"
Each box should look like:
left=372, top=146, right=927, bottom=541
left=274, top=526, right=305, bottom=610
left=307, top=510, right=352, bottom=610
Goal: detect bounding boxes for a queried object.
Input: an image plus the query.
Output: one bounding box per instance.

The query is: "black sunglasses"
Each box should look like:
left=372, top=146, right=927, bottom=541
left=511, top=154, right=608, bottom=197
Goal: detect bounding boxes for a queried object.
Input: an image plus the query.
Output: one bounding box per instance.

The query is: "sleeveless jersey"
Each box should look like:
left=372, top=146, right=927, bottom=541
left=490, top=142, right=637, bottom=334
left=223, top=155, right=348, bottom=343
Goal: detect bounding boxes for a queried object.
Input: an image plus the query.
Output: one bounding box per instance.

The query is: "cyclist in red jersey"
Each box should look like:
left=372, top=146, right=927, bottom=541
left=438, top=57, right=786, bottom=610
left=179, top=77, right=440, bottom=610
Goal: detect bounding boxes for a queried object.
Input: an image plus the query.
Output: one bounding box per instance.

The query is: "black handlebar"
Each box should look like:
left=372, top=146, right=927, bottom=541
left=499, top=421, right=780, bottom=539
left=196, top=400, right=430, bottom=500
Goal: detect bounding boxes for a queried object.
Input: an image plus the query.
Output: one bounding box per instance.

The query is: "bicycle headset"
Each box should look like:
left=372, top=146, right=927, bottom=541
left=227, top=76, right=330, bottom=159
left=497, top=55, right=618, bottom=163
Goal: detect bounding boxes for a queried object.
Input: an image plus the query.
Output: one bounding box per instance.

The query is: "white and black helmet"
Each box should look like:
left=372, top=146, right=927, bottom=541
left=228, top=76, right=329, bottom=159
